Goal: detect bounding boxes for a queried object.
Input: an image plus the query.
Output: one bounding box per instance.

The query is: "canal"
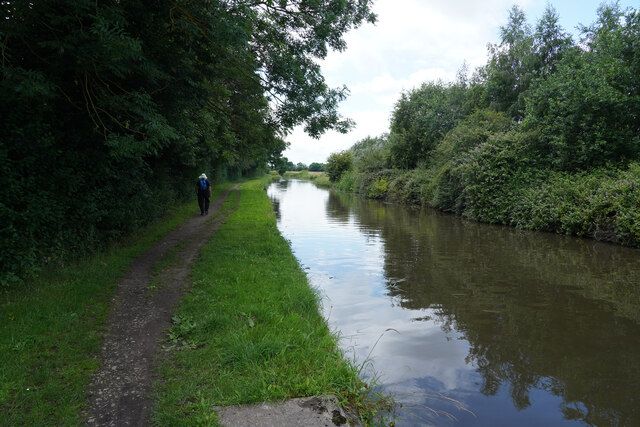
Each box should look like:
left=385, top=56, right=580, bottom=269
left=267, top=179, right=640, bottom=426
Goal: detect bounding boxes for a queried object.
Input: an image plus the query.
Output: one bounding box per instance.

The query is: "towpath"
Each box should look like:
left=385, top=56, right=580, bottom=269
left=86, top=185, right=238, bottom=426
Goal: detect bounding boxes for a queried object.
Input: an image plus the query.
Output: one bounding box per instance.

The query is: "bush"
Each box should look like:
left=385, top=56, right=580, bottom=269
left=510, top=165, right=640, bottom=245
left=452, top=132, right=518, bottom=223
left=325, top=151, right=353, bottom=183
left=428, top=109, right=514, bottom=213
left=388, top=82, right=466, bottom=168
left=335, top=170, right=356, bottom=191
left=354, top=147, right=387, bottom=173
left=387, top=169, right=431, bottom=205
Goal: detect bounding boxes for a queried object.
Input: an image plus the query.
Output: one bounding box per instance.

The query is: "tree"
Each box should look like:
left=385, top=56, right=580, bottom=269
left=350, top=135, right=389, bottom=172
left=0, top=0, right=377, bottom=285
left=483, top=5, right=537, bottom=120
left=524, top=4, right=640, bottom=170
left=388, top=82, right=466, bottom=169
left=272, top=157, right=290, bottom=176
left=534, top=5, right=573, bottom=77
left=326, top=151, right=353, bottom=182
left=308, top=162, right=325, bottom=172
left=481, top=5, right=573, bottom=121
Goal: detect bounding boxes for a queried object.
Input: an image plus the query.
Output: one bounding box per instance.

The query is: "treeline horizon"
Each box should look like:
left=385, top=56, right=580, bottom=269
left=0, top=0, right=376, bottom=286
left=326, top=3, right=640, bottom=246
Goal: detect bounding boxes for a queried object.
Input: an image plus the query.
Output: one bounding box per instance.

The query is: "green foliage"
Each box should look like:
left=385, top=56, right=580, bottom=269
left=482, top=5, right=572, bottom=120
left=1, top=0, right=377, bottom=285
left=524, top=5, right=640, bottom=170
left=271, top=156, right=289, bottom=175
left=326, top=151, right=354, bottom=182
left=388, top=169, right=432, bottom=205
left=369, top=177, right=389, bottom=199
left=0, top=198, right=199, bottom=425
left=429, top=110, right=514, bottom=213
left=335, top=170, right=356, bottom=191
left=484, top=5, right=535, bottom=118
left=510, top=165, right=640, bottom=244
left=456, top=131, right=541, bottom=224
left=308, top=162, right=326, bottom=172
left=326, top=4, right=640, bottom=246
left=388, top=82, right=466, bottom=168
left=351, top=135, right=389, bottom=173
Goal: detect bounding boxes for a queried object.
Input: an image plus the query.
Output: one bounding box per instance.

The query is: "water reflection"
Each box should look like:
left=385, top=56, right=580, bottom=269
left=268, top=180, right=640, bottom=426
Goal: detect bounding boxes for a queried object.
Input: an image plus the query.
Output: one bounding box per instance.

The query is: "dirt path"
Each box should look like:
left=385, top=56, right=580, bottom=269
left=86, top=185, right=239, bottom=426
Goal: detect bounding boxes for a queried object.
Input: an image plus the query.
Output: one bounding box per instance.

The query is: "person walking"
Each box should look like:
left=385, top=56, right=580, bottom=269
left=196, top=173, right=212, bottom=215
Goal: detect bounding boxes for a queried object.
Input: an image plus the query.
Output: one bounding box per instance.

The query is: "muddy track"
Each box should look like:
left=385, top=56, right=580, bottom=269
left=86, top=185, right=239, bottom=426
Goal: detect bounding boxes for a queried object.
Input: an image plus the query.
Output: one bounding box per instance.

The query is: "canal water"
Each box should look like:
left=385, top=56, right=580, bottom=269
left=267, top=179, right=640, bottom=426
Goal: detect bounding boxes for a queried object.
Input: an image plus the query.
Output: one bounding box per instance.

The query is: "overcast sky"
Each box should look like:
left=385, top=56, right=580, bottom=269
left=283, top=0, right=638, bottom=166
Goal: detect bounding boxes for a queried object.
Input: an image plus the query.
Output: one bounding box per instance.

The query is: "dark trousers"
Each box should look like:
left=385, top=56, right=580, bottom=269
left=198, top=192, right=210, bottom=214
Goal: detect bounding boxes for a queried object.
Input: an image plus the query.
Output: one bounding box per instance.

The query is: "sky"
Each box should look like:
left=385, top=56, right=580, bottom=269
left=283, top=0, right=639, bottom=166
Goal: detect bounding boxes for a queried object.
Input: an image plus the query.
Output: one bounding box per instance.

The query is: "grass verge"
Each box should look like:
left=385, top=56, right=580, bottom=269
left=0, top=185, right=230, bottom=426
left=152, top=177, right=385, bottom=425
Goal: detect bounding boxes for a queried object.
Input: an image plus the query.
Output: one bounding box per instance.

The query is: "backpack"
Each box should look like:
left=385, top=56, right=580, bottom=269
left=199, top=179, right=208, bottom=191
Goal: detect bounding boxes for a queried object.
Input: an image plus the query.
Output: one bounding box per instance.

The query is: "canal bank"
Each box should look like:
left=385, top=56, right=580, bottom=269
left=151, top=176, right=388, bottom=425
left=327, top=164, right=640, bottom=249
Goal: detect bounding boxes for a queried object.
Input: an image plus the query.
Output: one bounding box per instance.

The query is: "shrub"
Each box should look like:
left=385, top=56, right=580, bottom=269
left=510, top=165, right=640, bottom=245
left=457, top=130, right=540, bottom=224
left=326, top=151, right=353, bottom=183
left=335, top=170, right=356, bottom=192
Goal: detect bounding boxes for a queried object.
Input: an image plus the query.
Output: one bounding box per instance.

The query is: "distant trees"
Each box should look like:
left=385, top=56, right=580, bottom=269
left=271, top=158, right=323, bottom=173
left=335, top=3, right=640, bottom=175
left=309, top=162, right=326, bottom=172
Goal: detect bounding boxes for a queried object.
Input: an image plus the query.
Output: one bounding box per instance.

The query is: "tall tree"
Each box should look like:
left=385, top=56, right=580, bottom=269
left=483, top=5, right=536, bottom=120
left=524, top=4, right=640, bottom=170
left=388, top=82, right=466, bottom=169
left=533, top=5, right=572, bottom=77
left=0, top=0, right=376, bottom=285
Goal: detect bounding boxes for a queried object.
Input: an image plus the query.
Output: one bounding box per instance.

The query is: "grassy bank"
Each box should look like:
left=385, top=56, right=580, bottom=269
left=333, top=161, right=640, bottom=247
left=283, top=170, right=331, bottom=187
left=0, top=185, right=229, bottom=425
left=152, top=177, right=381, bottom=425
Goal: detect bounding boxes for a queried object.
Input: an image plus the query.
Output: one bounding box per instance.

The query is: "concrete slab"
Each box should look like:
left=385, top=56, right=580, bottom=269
left=215, top=395, right=361, bottom=427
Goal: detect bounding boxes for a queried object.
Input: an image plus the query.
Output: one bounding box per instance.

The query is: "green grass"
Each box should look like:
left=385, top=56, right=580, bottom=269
left=152, top=241, right=187, bottom=276
left=283, top=170, right=330, bottom=187
left=152, top=177, right=378, bottom=425
left=0, top=186, right=229, bottom=426
left=0, top=177, right=387, bottom=425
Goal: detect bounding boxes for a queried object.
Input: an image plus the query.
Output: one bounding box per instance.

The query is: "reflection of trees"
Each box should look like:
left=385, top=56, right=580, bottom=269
left=269, top=196, right=281, bottom=220
left=336, top=192, right=640, bottom=426
left=268, top=180, right=289, bottom=220
left=325, top=191, right=353, bottom=223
